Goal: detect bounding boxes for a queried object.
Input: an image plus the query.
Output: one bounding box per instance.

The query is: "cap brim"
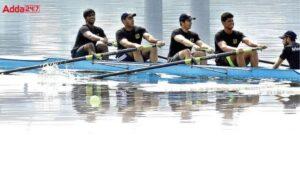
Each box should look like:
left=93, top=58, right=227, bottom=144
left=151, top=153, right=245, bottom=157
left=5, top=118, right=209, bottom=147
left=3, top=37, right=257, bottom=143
left=190, top=17, right=196, bottom=20
left=279, top=36, right=285, bottom=39
left=129, top=13, right=136, bottom=17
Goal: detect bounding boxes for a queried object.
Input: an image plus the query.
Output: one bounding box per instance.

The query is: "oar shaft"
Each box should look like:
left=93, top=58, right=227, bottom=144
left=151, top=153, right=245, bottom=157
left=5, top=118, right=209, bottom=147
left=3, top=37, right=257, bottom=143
left=259, top=59, right=289, bottom=67
left=93, top=61, right=184, bottom=79
left=0, top=57, right=85, bottom=75
left=93, top=50, right=239, bottom=79
left=0, top=46, right=146, bottom=75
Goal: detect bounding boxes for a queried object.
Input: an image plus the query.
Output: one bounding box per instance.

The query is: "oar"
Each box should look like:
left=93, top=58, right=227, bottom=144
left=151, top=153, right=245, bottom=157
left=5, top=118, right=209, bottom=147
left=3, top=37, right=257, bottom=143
left=0, top=45, right=154, bottom=75
left=93, top=47, right=266, bottom=79
left=259, top=59, right=289, bottom=67
left=158, top=56, right=168, bottom=60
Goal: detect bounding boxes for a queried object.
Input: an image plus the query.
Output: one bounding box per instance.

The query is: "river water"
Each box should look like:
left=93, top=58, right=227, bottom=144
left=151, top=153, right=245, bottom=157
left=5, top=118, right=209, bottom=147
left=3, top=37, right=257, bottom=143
left=0, top=0, right=300, bottom=171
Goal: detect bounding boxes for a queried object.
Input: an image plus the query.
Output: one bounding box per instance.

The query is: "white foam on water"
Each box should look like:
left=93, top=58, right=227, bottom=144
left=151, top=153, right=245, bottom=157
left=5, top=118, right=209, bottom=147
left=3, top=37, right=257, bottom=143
left=139, top=81, right=299, bottom=95
left=156, top=73, right=181, bottom=79
left=0, top=66, right=122, bottom=95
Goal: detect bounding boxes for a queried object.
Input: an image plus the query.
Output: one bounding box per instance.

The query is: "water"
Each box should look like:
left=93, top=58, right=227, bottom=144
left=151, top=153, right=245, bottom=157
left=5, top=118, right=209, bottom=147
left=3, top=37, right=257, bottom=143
left=0, top=0, right=300, bottom=171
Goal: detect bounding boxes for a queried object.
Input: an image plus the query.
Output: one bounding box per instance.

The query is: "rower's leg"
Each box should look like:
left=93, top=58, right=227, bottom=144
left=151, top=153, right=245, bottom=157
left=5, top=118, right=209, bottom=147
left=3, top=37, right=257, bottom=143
left=192, top=51, right=207, bottom=65
left=83, top=43, right=96, bottom=55
left=96, top=41, right=109, bottom=59
left=96, top=41, right=108, bottom=53
left=233, top=53, right=246, bottom=67
left=132, top=51, right=144, bottom=62
left=141, top=47, right=157, bottom=63
left=247, top=51, right=258, bottom=67
left=178, top=49, right=192, bottom=59
left=147, top=46, right=158, bottom=63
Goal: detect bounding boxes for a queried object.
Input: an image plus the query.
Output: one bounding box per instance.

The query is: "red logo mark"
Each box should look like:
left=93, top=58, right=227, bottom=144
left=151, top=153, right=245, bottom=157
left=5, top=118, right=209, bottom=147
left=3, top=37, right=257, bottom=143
left=2, top=5, right=40, bottom=13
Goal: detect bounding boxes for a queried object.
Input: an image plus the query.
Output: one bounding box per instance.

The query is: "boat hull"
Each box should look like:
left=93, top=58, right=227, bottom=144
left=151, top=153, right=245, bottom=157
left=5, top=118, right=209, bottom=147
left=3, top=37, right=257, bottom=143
left=0, top=57, right=299, bottom=82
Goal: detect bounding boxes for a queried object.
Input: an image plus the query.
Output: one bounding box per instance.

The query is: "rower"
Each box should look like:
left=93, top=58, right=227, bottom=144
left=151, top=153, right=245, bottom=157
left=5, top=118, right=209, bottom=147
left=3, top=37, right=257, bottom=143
left=167, top=13, right=214, bottom=64
left=71, top=9, right=109, bottom=59
left=215, top=12, right=266, bottom=67
left=116, top=13, right=165, bottom=63
left=273, top=31, right=300, bottom=69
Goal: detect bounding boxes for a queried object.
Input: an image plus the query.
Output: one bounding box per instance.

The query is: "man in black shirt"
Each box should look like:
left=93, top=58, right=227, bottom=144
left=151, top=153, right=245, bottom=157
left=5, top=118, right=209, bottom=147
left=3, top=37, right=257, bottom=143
left=273, top=31, right=300, bottom=69
left=116, top=13, right=164, bottom=63
left=71, top=9, right=109, bottom=59
left=168, top=13, right=214, bottom=64
left=215, top=12, right=266, bottom=67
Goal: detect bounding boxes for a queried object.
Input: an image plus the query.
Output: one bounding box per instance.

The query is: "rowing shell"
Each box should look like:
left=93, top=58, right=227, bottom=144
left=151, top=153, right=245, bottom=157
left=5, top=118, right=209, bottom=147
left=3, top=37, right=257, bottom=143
left=0, top=56, right=299, bottom=82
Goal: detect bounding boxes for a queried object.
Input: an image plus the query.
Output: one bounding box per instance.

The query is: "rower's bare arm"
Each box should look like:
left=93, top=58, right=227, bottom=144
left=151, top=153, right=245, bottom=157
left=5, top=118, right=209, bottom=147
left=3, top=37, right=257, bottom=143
left=143, top=33, right=158, bottom=43
left=174, top=35, right=194, bottom=47
left=119, top=38, right=141, bottom=49
left=217, top=41, right=236, bottom=52
left=242, top=37, right=257, bottom=47
left=273, top=57, right=284, bottom=69
left=83, top=31, right=107, bottom=43
left=196, top=40, right=214, bottom=53
left=242, top=37, right=267, bottom=49
left=143, top=33, right=165, bottom=47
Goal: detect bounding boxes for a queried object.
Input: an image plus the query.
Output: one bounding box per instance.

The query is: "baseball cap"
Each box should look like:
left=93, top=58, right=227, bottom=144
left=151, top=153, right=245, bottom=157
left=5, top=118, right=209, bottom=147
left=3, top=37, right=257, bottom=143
left=121, top=13, right=136, bottom=21
left=279, top=30, right=297, bottom=40
left=179, top=13, right=196, bottom=22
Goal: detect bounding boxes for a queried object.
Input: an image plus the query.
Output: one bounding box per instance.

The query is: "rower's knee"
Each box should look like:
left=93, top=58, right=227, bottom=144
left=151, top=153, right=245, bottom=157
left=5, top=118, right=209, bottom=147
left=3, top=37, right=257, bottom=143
left=192, top=51, right=206, bottom=57
left=84, top=43, right=95, bottom=51
left=244, top=50, right=257, bottom=56
left=179, top=49, right=191, bottom=59
left=96, top=41, right=108, bottom=52
left=150, top=46, right=157, bottom=52
left=192, top=51, right=207, bottom=65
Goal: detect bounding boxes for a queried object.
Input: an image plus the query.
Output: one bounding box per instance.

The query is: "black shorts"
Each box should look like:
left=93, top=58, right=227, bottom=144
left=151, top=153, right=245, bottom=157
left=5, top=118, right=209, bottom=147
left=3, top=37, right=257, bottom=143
left=71, top=45, right=88, bottom=58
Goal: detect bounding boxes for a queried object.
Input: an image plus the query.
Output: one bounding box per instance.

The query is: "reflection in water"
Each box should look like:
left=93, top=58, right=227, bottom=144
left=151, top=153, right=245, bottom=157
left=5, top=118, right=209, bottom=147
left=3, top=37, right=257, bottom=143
left=277, top=95, right=300, bottom=114
left=71, top=84, right=110, bottom=122
left=116, top=84, right=160, bottom=122
left=168, top=92, right=210, bottom=122
left=217, top=94, right=260, bottom=116
left=69, top=83, right=266, bottom=123
left=0, top=80, right=299, bottom=123
left=216, top=94, right=260, bottom=120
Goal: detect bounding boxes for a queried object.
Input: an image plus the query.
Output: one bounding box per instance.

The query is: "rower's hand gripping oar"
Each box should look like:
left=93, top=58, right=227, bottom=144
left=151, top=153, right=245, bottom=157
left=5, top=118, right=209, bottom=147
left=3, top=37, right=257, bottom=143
left=0, top=45, right=155, bottom=75
left=189, top=46, right=267, bottom=65
left=241, top=45, right=288, bottom=67
left=93, top=46, right=267, bottom=79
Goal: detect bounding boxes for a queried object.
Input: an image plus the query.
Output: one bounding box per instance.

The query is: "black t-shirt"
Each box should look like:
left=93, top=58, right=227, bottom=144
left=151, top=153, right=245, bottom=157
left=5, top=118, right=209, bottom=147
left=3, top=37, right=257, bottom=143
left=168, top=28, right=201, bottom=57
left=116, top=26, right=147, bottom=50
left=214, top=30, right=245, bottom=54
left=72, top=25, right=106, bottom=51
left=280, top=42, right=300, bottom=69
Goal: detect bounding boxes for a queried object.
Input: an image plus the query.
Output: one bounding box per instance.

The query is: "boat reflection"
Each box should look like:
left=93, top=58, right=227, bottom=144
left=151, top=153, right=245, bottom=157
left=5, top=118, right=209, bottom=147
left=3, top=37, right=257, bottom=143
left=72, top=84, right=111, bottom=122
left=70, top=84, right=265, bottom=123
left=276, top=95, right=300, bottom=114
left=215, top=94, right=260, bottom=126
left=0, top=81, right=298, bottom=123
